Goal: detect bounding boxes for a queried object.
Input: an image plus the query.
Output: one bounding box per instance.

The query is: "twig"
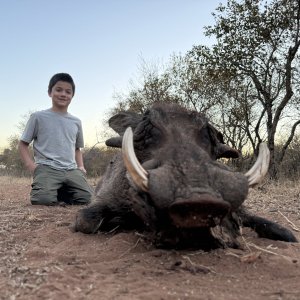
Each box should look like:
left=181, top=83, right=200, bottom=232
left=107, top=225, right=120, bottom=234
left=225, top=251, right=241, bottom=258
left=182, top=255, right=195, bottom=265
left=186, top=251, right=206, bottom=256
left=92, top=218, right=104, bottom=233
left=119, top=237, right=141, bottom=258
left=240, top=234, right=252, bottom=252
left=248, top=242, right=297, bottom=263
left=278, top=210, right=300, bottom=232
left=182, top=255, right=216, bottom=274
left=54, top=265, right=63, bottom=271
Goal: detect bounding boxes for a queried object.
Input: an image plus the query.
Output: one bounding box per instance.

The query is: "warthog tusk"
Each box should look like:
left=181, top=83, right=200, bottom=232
left=245, top=143, right=270, bottom=187
left=122, top=127, right=149, bottom=192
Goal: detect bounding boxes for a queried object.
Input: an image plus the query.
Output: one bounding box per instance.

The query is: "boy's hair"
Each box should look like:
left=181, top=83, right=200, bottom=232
left=48, top=73, right=75, bottom=96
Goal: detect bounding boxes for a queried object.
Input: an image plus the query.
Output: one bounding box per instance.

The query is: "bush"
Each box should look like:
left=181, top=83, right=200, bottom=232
left=83, top=146, right=118, bottom=178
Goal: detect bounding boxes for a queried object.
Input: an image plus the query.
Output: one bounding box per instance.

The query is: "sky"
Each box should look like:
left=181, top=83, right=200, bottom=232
left=0, top=0, right=225, bottom=151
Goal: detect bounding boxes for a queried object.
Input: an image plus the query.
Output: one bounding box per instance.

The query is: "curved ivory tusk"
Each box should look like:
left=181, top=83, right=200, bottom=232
left=122, top=127, right=149, bottom=192
left=245, top=143, right=270, bottom=187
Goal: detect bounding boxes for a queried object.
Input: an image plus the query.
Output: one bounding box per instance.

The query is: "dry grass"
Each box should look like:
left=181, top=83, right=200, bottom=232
left=246, top=179, right=300, bottom=223
left=0, top=175, right=31, bottom=185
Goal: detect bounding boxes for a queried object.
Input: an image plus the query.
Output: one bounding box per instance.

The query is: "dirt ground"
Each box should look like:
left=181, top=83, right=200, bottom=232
left=0, top=176, right=299, bottom=300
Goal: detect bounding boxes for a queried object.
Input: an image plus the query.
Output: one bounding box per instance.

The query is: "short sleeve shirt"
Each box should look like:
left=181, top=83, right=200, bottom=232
left=20, top=109, right=84, bottom=170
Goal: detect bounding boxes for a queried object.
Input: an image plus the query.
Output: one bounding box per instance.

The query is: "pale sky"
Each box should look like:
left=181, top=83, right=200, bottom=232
left=0, top=0, right=225, bottom=151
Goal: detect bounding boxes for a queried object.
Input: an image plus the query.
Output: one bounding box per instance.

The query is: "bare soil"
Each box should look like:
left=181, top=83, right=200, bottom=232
left=0, top=176, right=300, bottom=300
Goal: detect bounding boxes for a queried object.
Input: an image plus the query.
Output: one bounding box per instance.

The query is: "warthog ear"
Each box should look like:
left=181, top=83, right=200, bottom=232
left=216, top=144, right=239, bottom=159
left=208, top=124, right=240, bottom=159
left=108, top=111, right=143, bottom=135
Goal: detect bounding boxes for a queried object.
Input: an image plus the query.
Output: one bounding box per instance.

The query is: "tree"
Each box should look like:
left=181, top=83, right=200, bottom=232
left=110, top=50, right=257, bottom=154
left=83, top=146, right=118, bottom=178
left=198, top=0, right=300, bottom=178
left=0, top=134, right=31, bottom=176
left=110, top=58, right=179, bottom=115
left=169, top=51, right=251, bottom=151
left=0, top=112, right=35, bottom=176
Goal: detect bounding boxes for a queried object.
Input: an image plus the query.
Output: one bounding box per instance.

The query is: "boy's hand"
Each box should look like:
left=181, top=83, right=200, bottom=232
left=27, top=162, right=37, bottom=174
left=78, top=166, right=87, bottom=174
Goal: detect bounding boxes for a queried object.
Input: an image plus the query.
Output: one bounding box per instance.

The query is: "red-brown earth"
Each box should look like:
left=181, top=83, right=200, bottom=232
left=0, top=176, right=299, bottom=300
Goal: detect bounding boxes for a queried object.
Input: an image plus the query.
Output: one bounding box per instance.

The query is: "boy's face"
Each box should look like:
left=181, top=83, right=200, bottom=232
left=48, top=81, right=74, bottom=111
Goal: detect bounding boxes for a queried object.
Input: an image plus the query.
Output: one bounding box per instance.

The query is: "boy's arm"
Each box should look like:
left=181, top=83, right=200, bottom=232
left=18, top=140, right=36, bottom=173
left=75, top=148, right=87, bottom=174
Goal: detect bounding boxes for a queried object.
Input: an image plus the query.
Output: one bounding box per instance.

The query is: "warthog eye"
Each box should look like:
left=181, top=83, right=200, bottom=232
left=134, top=123, right=163, bottom=150
left=196, top=127, right=213, bottom=156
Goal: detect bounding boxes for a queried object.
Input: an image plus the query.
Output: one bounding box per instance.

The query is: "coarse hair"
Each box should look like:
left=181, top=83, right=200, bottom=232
left=48, top=73, right=75, bottom=96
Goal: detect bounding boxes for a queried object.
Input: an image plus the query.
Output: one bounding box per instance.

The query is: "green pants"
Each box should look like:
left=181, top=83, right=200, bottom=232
left=30, top=165, right=93, bottom=206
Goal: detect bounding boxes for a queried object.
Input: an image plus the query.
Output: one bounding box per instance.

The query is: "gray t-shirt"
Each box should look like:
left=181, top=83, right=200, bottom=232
left=20, top=109, right=84, bottom=170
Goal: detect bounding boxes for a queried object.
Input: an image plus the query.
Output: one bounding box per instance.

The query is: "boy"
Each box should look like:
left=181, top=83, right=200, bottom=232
left=19, top=73, right=93, bottom=206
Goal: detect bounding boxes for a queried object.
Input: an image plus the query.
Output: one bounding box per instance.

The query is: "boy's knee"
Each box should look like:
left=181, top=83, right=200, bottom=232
left=31, top=191, right=57, bottom=206
left=74, top=190, right=92, bottom=205
left=57, top=187, right=92, bottom=205
left=31, top=197, right=57, bottom=206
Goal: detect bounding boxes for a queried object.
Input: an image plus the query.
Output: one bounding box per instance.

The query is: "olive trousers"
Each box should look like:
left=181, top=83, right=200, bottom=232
left=30, top=165, right=93, bottom=206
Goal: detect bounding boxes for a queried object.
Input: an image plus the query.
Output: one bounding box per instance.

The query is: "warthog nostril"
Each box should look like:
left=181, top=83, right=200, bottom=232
left=169, top=194, right=231, bottom=228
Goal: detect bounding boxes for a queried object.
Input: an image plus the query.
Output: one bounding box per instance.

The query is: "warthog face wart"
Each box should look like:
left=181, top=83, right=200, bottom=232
left=75, top=103, right=297, bottom=248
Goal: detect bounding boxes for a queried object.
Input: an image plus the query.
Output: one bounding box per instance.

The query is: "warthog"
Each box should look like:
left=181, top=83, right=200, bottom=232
left=75, top=103, right=297, bottom=248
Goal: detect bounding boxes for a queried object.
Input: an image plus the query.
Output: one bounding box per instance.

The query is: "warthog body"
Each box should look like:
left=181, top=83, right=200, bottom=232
left=75, top=103, right=297, bottom=248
